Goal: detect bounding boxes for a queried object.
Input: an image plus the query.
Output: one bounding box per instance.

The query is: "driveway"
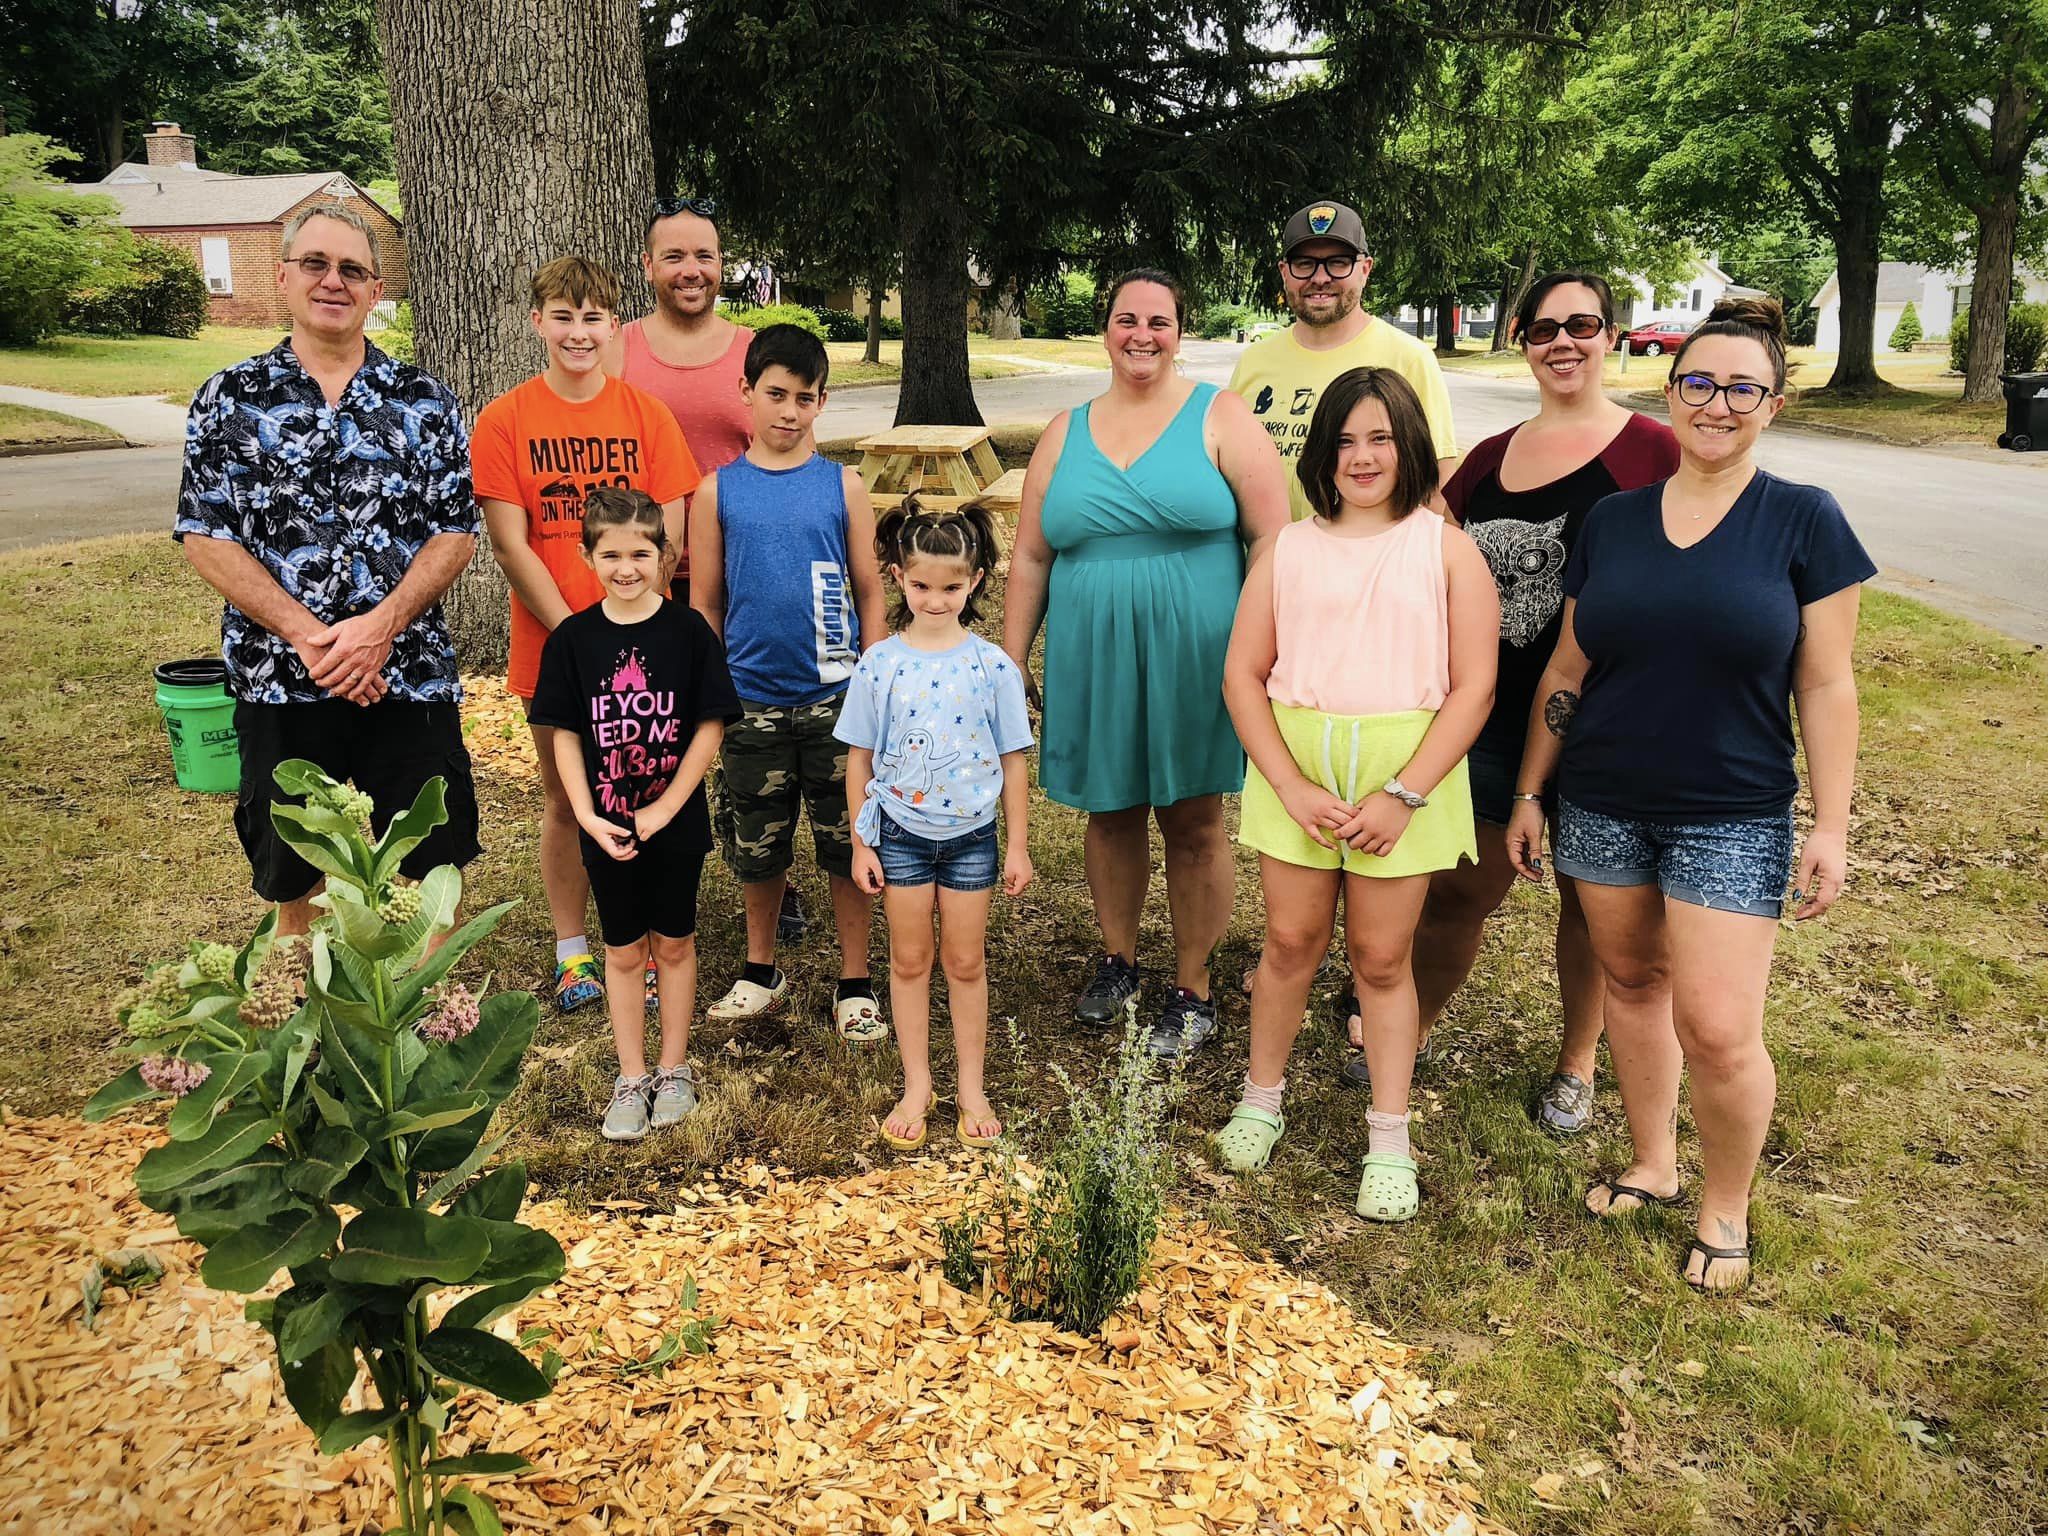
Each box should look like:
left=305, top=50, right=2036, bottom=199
left=5, top=341, right=2045, bottom=646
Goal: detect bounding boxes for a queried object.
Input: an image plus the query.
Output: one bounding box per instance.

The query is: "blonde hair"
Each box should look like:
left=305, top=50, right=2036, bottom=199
left=530, top=255, right=619, bottom=314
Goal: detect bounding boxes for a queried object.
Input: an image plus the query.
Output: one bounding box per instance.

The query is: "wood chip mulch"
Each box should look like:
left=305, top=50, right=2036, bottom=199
left=460, top=674, right=539, bottom=780
left=1, top=1115, right=1508, bottom=1535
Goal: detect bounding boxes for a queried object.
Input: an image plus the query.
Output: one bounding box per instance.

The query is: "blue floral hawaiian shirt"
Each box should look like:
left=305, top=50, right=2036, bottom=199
left=174, top=339, right=477, bottom=704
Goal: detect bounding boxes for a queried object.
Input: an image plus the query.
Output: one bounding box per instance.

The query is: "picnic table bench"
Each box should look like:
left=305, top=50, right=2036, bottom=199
left=856, top=425, right=1006, bottom=511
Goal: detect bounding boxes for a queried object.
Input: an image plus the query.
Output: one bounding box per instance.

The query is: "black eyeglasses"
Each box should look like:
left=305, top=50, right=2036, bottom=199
left=653, top=195, right=718, bottom=219
left=1521, top=313, right=1606, bottom=345
left=1671, top=373, right=1775, bottom=413
left=283, top=255, right=377, bottom=286
left=1285, top=252, right=1360, bottom=280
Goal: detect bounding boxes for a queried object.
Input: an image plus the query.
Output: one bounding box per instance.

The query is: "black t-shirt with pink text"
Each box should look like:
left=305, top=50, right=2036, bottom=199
left=528, top=599, right=741, bottom=852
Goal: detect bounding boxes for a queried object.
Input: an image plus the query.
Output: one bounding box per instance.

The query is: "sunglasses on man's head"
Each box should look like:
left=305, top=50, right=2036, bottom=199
left=653, top=195, right=718, bottom=219
left=1520, top=313, right=1606, bottom=345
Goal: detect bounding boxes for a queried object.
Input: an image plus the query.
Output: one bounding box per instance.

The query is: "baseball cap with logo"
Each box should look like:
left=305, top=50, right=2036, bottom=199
left=1281, top=200, right=1369, bottom=258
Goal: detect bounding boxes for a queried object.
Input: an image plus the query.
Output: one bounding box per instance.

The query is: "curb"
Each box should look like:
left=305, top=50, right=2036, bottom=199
left=1615, top=389, right=1990, bottom=450
left=0, top=437, right=135, bottom=459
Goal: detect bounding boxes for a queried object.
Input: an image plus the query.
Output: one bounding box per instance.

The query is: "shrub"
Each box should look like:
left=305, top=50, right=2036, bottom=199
left=1032, top=272, right=1098, bottom=338
left=1948, top=303, right=2048, bottom=374
left=0, top=133, right=132, bottom=346
left=724, top=301, right=827, bottom=340
left=1888, top=301, right=1922, bottom=352
left=1197, top=302, right=1259, bottom=340
left=86, top=764, right=555, bottom=1536
left=879, top=313, right=903, bottom=340
left=68, top=239, right=210, bottom=338
left=814, top=306, right=866, bottom=343
left=378, top=299, right=416, bottom=363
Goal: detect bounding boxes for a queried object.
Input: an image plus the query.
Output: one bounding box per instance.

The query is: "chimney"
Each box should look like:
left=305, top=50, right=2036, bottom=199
left=145, top=122, right=196, bottom=168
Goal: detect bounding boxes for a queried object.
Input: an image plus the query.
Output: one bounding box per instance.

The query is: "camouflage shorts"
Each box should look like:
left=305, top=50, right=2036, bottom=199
left=714, top=697, right=853, bottom=882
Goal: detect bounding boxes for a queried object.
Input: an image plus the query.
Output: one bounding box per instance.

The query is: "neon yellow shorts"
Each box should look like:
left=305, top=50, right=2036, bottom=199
left=1238, top=703, right=1477, bottom=878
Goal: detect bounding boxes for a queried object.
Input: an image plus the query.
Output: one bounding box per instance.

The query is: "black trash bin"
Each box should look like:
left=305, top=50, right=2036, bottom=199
left=1998, top=371, right=2048, bottom=452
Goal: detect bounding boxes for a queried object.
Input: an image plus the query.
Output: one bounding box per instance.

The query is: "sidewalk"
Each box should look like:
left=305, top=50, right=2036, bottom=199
left=0, top=385, right=188, bottom=446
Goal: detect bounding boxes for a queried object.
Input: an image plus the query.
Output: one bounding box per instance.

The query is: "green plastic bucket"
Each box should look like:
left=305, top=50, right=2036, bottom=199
left=154, top=658, right=241, bottom=794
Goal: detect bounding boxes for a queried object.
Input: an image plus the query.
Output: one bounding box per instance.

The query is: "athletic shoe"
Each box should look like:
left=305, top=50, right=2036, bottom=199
left=1074, top=954, right=1141, bottom=1027
left=650, top=1064, right=699, bottom=1127
left=1535, top=1071, right=1595, bottom=1136
left=777, top=885, right=808, bottom=943
left=554, top=954, right=604, bottom=1014
left=1148, top=987, right=1218, bottom=1061
left=601, top=1074, right=652, bottom=1141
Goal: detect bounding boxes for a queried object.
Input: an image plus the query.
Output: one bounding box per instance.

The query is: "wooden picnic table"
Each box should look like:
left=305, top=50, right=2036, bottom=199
left=856, top=425, right=1006, bottom=510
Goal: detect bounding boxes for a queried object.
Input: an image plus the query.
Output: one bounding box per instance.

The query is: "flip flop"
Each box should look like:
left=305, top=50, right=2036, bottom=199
left=1355, top=1152, right=1420, bottom=1223
left=834, top=992, right=888, bottom=1044
left=1212, top=1105, right=1285, bottom=1173
left=1684, top=1238, right=1752, bottom=1294
left=956, top=1108, right=1003, bottom=1148
left=880, top=1091, right=937, bottom=1151
left=1585, top=1177, right=1684, bottom=1218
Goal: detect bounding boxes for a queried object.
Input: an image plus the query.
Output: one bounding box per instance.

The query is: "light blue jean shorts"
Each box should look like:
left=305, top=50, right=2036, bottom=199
left=1554, top=800, right=1795, bottom=918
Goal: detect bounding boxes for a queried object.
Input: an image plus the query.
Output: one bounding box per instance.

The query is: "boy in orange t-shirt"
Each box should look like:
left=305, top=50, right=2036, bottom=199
left=473, top=255, right=700, bottom=1015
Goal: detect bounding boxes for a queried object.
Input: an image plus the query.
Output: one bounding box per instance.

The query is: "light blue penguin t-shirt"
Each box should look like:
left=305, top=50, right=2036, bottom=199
left=833, top=633, right=1034, bottom=845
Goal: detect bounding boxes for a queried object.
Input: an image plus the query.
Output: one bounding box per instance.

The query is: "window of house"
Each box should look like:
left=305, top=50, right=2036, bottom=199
left=1691, top=288, right=1703, bottom=310
left=201, top=238, right=233, bottom=295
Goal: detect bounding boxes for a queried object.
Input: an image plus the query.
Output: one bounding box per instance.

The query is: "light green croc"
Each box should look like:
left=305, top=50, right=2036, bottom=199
left=1355, top=1152, right=1419, bottom=1222
left=1213, top=1105, right=1285, bottom=1173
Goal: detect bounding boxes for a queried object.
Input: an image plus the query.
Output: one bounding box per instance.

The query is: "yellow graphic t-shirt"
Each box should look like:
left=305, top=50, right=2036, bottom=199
left=1227, top=320, right=1458, bottom=521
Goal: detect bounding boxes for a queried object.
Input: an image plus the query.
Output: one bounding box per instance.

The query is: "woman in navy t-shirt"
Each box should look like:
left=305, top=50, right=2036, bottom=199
left=1505, top=297, right=1875, bottom=1293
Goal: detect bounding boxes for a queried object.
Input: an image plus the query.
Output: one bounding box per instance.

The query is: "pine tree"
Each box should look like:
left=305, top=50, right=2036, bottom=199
left=1889, top=301, right=1923, bottom=351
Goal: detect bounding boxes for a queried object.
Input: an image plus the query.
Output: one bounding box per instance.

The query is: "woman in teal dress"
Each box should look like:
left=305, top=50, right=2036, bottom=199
left=1004, top=269, right=1289, bottom=1060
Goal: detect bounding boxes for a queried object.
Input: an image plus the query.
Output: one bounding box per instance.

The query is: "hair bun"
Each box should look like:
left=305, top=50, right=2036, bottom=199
left=1704, top=294, right=1786, bottom=341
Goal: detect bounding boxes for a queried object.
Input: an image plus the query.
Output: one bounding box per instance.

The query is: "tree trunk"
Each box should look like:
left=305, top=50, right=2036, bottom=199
left=1961, top=68, right=2038, bottom=403
left=893, top=136, right=980, bottom=426
left=377, top=0, right=655, bottom=670
left=1434, top=292, right=1459, bottom=354
left=1491, top=247, right=1536, bottom=352
left=1822, top=85, right=1893, bottom=395
left=863, top=276, right=884, bottom=366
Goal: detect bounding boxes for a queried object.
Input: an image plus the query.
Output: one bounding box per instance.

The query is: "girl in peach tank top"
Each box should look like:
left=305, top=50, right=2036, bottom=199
left=1218, top=366, right=1499, bottom=1229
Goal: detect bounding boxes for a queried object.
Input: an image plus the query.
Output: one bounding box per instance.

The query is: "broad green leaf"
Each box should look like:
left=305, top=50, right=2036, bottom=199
left=411, top=993, right=537, bottom=1169
left=279, top=1336, right=354, bottom=1435
left=233, top=908, right=279, bottom=992
left=277, top=1019, right=316, bottom=1108
left=393, top=901, right=518, bottom=1014
left=270, top=804, right=366, bottom=886
left=317, top=1409, right=400, bottom=1455
left=83, top=1065, right=154, bottom=1122
left=166, top=1051, right=267, bottom=1140
left=329, top=889, right=407, bottom=960
left=465, top=1220, right=564, bottom=1287
left=200, top=1206, right=339, bottom=1293
left=134, top=1108, right=281, bottom=1195
left=162, top=1144, right=290, bottom=1201
left=307, top=1075, right=352, bottom=1128
left=318, top=1011, right=385, bottom=1109
left=420, top=1134, right=508, bottom=1209
left=330, top=1207, right=489, bottom=1286
left=441, top=1273, right=557, bottom=1332
left=170, top=1172, right=298, bottom=1243
left=368, top=1092, right=487, bottom=1141
left=418, top=1326, right=550, bottom=1403
left=371, top=776, right=448, bottom=887
left=285, top=1127, right=368, bottom=1198
left=444, top=1161, right=527, bottom=1223
left=392, top=865, right=463, bottom=968
left=424, top=1452, right=529, bottom=1476
left=442, top=1486, right=506, bottom=1536
left=311, top=973, right=385, bottom=1035
left=278, top=1286, right=359, bottom=1365
left=270, top=757, right=334, bottom=798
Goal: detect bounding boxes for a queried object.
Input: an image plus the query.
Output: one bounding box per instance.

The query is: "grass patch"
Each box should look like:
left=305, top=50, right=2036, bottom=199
left=0, top=402, right=120, bottom=447
left=1, top=544, right=2043, bottom=1533
left=0, top=327, right=284, bottom=402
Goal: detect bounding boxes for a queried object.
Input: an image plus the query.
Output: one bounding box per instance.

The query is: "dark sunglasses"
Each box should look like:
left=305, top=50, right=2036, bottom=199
left=1521, top=313, right=1606, bottom=345
left=653, top=195, right=718, bottom=219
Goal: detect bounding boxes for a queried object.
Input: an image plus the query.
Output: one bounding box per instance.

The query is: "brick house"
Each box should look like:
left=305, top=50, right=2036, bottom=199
left=75, top=123, right=407, bottom=327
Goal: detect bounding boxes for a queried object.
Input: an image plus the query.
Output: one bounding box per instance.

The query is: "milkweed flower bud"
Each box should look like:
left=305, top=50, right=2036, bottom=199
left=195, top=943, right=238, bottom=985
left=139, top=1055, right=211, bottom=1097
left=376, top=879, right=423, bottom=926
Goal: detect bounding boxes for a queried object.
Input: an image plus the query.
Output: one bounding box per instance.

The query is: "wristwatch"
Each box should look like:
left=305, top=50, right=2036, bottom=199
left=1382, top=777, right=1428, bottom=810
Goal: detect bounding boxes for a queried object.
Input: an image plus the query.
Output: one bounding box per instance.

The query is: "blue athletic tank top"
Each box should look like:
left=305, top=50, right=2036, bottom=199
left=715, top=453, right=861, bottom=705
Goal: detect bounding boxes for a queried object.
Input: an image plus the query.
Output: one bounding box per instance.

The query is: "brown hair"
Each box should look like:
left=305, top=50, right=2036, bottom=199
left=1668, top=294, right=1789, bottom=390
left=531, top=255, right=620, bottom=314
left=1512, top=270, right=1615, bottom=342
left=874, top=493, right=1003, bottom=629
left=1296, top=367, right=1438, bottom=521
left=580, top=486, right=665, bottom=551
left=1102, top=268, right=1186, bottom=331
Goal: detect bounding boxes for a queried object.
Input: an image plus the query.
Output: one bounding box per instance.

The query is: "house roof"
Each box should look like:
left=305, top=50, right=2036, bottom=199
left=1810, top=261, right=1946, bottom=310
left=70, top=169, right=397, bottom=231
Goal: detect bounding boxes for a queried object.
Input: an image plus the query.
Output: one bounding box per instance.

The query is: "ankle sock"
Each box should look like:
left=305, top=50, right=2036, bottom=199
left=556, top=935, right=589, bottom=965
left=741, top=961, right=778, bottom=988
left=836, top=976, right=876, bottom=1003
left=1365, top=1108, right=1412, bottom=1160
left=1240, top=1074, right=1285, bottom=1116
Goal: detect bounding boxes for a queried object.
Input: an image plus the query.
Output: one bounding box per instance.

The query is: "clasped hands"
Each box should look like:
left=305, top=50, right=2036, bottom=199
left=579, top=800, right=678, bottom=862
left=295, top=611, right=396, bottom=706
left=1278, top=776, right=1413, bottom=860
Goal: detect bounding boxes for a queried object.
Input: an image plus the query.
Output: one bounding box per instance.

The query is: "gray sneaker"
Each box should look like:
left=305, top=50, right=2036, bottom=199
left=1536, top=1071, right=1595, bottom=1136
left=650, top=1063, right=699, bottom=1127
left=1148, top=987, right=1218, bottom=1061
left=601, top=1074, right=652, bottom=1141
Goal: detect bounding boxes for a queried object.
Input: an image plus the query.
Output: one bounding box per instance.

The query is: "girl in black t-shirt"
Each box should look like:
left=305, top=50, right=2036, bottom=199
left=529, top=489, right=742, bottom=1142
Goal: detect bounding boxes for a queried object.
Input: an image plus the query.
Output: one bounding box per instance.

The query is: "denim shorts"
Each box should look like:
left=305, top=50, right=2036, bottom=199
left=1554, top=800, right=1795, bottom=918
left=877, top=817, right=999, bottom=892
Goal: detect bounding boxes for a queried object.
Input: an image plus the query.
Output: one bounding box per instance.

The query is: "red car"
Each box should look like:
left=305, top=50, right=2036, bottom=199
left=1622, top=320, right=1695, bottom=356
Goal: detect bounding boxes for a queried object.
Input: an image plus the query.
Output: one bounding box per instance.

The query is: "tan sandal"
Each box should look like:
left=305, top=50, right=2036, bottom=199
left=880, top=1091, right=936, bottom=1150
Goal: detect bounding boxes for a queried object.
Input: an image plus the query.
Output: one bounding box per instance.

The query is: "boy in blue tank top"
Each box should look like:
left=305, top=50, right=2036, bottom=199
left=689, top=326, right=890, bottom=1038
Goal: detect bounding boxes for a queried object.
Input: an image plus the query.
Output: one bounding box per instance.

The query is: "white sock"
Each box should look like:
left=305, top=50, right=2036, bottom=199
left=556, top=936, right=589, bottom=965
left=1239, top=1074, right=1286, bottom=1115
left=1365, top=1108, right=1411, bottom=1160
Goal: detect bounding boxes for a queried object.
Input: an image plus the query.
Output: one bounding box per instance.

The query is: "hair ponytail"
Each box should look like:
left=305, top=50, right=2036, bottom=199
left=874, top=492, right=1004, bottom=629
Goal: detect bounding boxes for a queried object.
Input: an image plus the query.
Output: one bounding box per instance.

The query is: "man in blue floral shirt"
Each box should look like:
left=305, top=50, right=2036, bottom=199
left=176, top=202, right=481, bottom=931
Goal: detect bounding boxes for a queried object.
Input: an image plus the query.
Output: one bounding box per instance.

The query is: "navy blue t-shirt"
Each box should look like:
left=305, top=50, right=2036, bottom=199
left=1560, top=470, right=1876, bottom=822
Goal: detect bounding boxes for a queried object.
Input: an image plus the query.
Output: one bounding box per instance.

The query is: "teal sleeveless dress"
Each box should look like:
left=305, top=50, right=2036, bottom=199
left=1037, top=382, right=1246, bottom=812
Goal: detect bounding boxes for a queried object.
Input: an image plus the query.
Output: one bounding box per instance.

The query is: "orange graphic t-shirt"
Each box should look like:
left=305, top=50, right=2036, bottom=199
left=471, top=374, right=699, bottom=697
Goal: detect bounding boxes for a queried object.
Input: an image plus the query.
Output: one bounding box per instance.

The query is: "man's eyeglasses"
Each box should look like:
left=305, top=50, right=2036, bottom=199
left=283, top=255, right=378, bottom=286
left=654, top=195, right=718, bottom=219
left=1671, top=373, right=1775, bottom=413
left=1521, top=313, right=1606, bottom=345
left=1285, top=252, right=1359, bottom=280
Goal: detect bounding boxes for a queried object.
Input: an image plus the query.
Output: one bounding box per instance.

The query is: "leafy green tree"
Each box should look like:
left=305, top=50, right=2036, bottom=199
left=1889, top=301, right=1922, bottom=350
left=177, top=11, right=394, bottom=182
left=0, top=134, right=131, bottom=345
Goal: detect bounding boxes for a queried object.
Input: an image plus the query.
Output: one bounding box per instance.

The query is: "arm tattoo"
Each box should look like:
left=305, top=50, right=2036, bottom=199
left=1543, top=689, right=1580, bottom=738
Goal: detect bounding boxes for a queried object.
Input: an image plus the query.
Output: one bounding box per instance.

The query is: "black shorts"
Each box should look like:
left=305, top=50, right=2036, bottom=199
left=580, top=822, right=707, bottom=947
left=234, top=700, right=482, bottom=903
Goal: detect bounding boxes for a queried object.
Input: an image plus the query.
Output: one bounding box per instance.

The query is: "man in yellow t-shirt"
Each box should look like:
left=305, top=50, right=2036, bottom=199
left=1228, top=200, right=1458, bottom=521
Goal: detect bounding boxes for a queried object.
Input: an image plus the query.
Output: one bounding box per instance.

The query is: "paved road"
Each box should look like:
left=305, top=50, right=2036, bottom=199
left=6, top=340, right=2045, bottom=644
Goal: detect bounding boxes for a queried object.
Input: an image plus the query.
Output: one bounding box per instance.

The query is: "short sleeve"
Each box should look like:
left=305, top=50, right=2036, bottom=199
left=468, top=395, right=522, bottom=508
left=173, top=373, right=238, bottom=543
left=987, top=650, right=1034, bottom=753
left=645, top=404, right=702, bottom=505
left=1791, top=488, right=1878, bottom=606
left=686, top=609, right=743, bottom=723
left=1410, top=351, right=1458, bottom=459
left=1441, top=429, right=1508, bottom=521
left=1564, top=499, right=1608, bottom=599
left=526, top=621, right=583, bottom=731
left=831, top=651, right=885, bottom=749
left=419, top=384, right=478, bottom=537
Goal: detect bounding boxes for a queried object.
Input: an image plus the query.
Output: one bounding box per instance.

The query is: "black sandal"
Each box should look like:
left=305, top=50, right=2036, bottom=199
left=1585, top=1177, right=1683, bottom=1217
left=1684, top=1238, right=1752, bottom=1293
